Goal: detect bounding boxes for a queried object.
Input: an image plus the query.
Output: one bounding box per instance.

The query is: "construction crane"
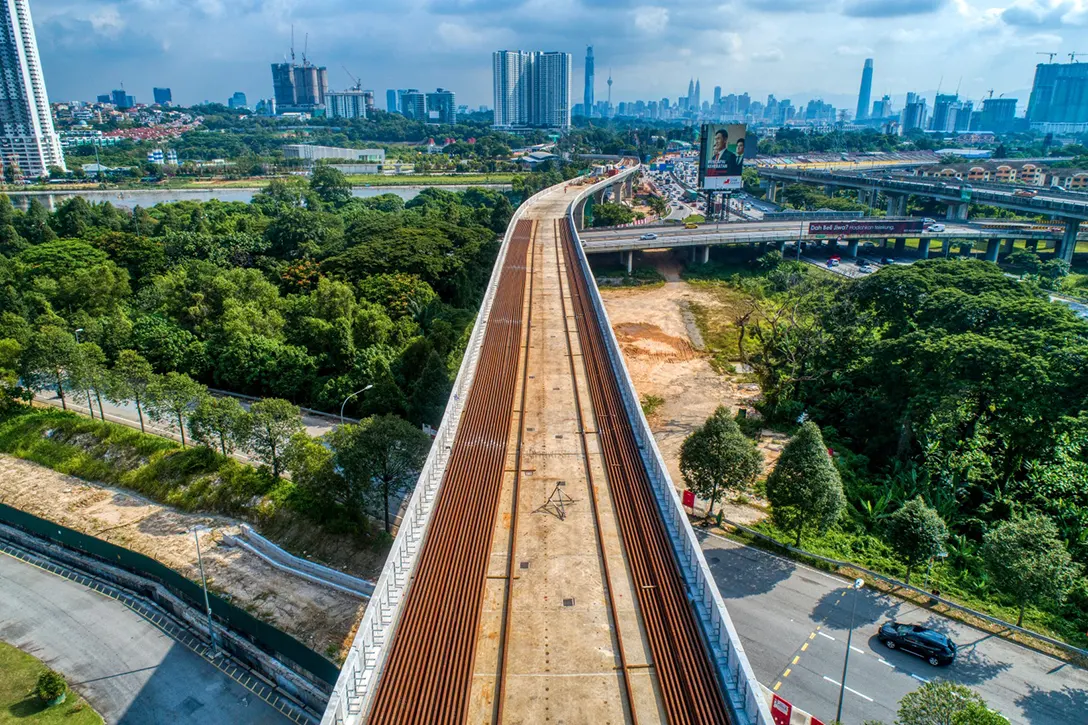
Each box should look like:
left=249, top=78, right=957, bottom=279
left=1070, top=52, right=1085, bottom=62
left=342, top=66, right=363, bottom=92
left=1037, top=52, right=1058, bottom=62
left=987, top=89, right=994, bottom=99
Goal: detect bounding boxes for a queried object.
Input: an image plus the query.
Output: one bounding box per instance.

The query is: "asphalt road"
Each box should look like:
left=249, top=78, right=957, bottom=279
left=0, top=551, right=286, bottom=724
left=700, top=533, right=1088, bottom=724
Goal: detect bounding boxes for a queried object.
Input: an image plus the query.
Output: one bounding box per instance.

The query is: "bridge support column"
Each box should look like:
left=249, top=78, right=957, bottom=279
left=886, top=195, right=901, bottom=216
left=775, top=239, right=787, bottom=252
left=894, top=238, right=906, bottom=255
left=1001, top=238, right=1014, bottom=256
left=575, top=200, right=586, bottom=231
left=625, top=175, right=634, bottom=200
left=985, top=238, right=1000, bottom=263
left=946, top=203, right=969, bottom=222
left=942, top=238, right=952, bottom=257
left=702, top=246, right=710, bottom=264
left=593, top=189, right=605, bottom=205
left=847, top=239, right=859, bottom=258
left=767, top=181, right=778, bottom=203
left=1059, top=220, right=1081, bottom=264
left=919, top=238, right=932, bottom=259
left=825, top=184, right=836, bottom=195
left=625, top=250, right=634, bottom=275
left=1027, top=238, right=1039, bottom=253
left=759, top=242, right=768, bottom=256
left=960, top=242, right=973, bottom=258
left=897, top=195, right=908, bottom=216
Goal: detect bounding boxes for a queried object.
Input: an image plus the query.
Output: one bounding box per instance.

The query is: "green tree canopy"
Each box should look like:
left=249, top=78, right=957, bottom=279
left=886, top=497, right=949, bottom=584
left=680, top=406, right=763, bottom=516
left=188, top=395, right=248, bottom=456
left=765, top=421, right=844, bottom=545
left=147, top=371, right=206, bottom=447
left=246, top=398, right=304, bottom=478
left=107, top=350, right=156, bottom=433
left=896, top=681, right=1008, bottom=725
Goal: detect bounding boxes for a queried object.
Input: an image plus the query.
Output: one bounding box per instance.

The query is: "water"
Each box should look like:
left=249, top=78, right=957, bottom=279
left=1053, top=295, right=1088, bottom=319
left=6, top=184, right=508, bottom=211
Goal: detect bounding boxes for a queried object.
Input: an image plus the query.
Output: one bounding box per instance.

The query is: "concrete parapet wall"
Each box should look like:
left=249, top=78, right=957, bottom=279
left=569, top=168, right=774, bottom=725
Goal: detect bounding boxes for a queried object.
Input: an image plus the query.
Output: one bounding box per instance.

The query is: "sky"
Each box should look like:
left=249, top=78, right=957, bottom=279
left=28, top=0, right=1088, bottom=112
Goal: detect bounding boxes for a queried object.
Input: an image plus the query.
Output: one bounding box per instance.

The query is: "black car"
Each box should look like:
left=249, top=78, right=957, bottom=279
left=877, top=621, right=957, bottom=666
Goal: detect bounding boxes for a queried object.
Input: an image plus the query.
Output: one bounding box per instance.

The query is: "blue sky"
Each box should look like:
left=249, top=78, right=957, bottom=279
left=29, top=0, right=1087, bottom=110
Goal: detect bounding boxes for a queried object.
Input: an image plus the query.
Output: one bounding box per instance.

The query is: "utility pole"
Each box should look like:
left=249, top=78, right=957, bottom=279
left=193, top=527, right=219, bottom=656
left=836, top=579, right=865, bottom=724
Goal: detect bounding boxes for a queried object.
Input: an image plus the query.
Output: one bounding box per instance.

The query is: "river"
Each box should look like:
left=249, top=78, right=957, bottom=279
left=6, top=184, right=509, bottom=211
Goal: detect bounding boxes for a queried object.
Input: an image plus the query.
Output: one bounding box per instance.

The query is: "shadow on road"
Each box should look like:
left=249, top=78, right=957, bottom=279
left=1016, top=684, right=1088, bottom=724
left=810, top=586, right=900, bottom=630
left=697, top=533, right=796, bottom=598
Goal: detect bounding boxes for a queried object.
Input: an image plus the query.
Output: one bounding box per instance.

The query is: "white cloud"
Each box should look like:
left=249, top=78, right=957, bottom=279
left=752, top=48, right=783, bottom=62
left=632, top=6, right=669, bottom=32
left=88, top=5, right=123, bottom=35
left=436, top=20, right=498, bottom=49
left=836, top=45, right=874, bottom=56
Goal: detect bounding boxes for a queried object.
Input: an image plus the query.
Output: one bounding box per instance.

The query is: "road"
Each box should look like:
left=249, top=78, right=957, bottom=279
left=701, top=533, right=1088, bottom=724
left=0, top=550, right=287, bottom=724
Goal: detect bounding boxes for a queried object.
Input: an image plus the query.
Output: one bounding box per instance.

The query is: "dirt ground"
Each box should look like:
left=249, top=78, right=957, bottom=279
left=0, top=454, right=364, bottom=659
left=600, top=254, right=781, bottom=524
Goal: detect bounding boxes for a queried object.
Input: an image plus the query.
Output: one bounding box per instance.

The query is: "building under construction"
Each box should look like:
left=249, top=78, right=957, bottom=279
left=271, top=31, right=328, bottom=113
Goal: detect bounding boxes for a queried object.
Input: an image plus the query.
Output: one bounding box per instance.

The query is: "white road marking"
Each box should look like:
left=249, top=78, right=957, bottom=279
left=818, top=631, right=836, bottom=641
left=822, top=676, right=875, bottom=702
left=850, top=646, right=865, bottom=654
left=911, top=674, right=929, bottom=683
left=878, top=659, right=894, bottom=667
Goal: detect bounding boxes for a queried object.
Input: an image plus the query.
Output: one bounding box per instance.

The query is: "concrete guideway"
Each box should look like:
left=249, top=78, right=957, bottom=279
left=0, top=549, right=288, bottom=725
left=323, top=167, right=769, bottom=725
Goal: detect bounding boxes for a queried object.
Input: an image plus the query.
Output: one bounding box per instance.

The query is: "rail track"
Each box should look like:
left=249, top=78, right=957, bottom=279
left=559, top=219, right=731, bottom=725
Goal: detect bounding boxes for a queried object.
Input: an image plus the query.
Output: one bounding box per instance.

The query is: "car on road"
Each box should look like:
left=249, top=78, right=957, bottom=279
left=881, top=256, right=896, bottom=264
left=926, top=223, right=946, bottom=232
left=1014, top=189, right=1038, bottom=198
left=685, top=222, right=699, bottom=229
left=640, top=233, right=658, bottom=240
left=877, top=621, right=957, bottom=666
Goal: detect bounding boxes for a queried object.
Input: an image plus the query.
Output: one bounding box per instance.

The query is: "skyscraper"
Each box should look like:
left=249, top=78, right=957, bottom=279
left=153, top=87, right=172, bottom=105
left=687, top=78, right=695, bottom=107
left=930, top=93, right=959, bottom=132
left=583, top=45, right=594, bottom=118
left=0, top=0, right=64, bottom=178
left=901, top=93, right=928, bottom=134
left=270, top=41, right=329, bottom=112
left=401, top=90, right=426, bottom=121
left=693, top=79, right=701, bottom=111
left=980, top=97, right=1017, bottom=133
left=425, top=88, right=456, bottom=124
left=386, top=89, right=398, bottom=113
left=855, top=58, right=873, bottom=121
left=228, top=92, right=248, bottom=109
left=492, top=50, right=571, bottom=130
left=1027, top=61, right=1088, bottom=131
left=328, top=90, right=369, bottom=119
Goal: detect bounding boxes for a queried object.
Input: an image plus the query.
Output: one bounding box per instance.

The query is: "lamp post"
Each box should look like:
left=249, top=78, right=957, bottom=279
left=192, top=526, right=218, bottom=656
left=340, top=384, right=374, bottom=424
left=836, top=578, right=865, bottom=724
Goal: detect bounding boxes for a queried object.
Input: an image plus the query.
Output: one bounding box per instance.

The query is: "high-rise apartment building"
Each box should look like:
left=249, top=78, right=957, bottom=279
left=270, top=57, right=328, bottom=111
left=492, top=50, right=571, bottom=130
left=583, top=46, right=594, bottom=118
left=930, top=93, right=959, bottom=132
left=980, top=97, right=1017, bottom=133
left=111, top=88, right=134, bottom=109
left=1027, top=62, right=1088, bottom=131
left=0, top=0, right=65, bottom=177
left=855, top=59, right=874, bottom=120
left=228, top=91, right=248, bottom=109
left=327, top=90, right=369, bottom=119
left=871, top=94, right=892, bottom=119
left=426, top=88, right=456, bottom=124
left=386, top=89, right=398, bottom=113
left=900, top=93, right=928, bottom=134
left=153, top=87, right=172, bottom=105
left=401, top=89, right=426, bottom=121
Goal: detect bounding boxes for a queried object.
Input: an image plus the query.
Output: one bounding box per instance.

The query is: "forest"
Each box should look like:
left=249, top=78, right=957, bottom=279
left=730, top=255, right=1088, bottom=639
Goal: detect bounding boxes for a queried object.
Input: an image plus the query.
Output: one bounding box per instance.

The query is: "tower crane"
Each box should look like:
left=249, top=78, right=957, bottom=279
left=342, top=66, right=363, bottom=92
left=1070, top=52, right=1085, bottom=62
left=1037, top=52, right=1058, bottom=62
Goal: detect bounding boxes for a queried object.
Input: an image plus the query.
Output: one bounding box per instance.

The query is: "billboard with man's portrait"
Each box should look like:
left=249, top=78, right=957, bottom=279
left=698, top=123, right=747, bottom=191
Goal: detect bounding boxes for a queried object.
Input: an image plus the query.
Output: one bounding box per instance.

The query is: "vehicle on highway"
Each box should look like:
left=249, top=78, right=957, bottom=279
left=881, top=256, right=896, bottom=264
left=922, top=217, right=936, bottom=225
left=1014, top=189, right=1038, bottom=198
left=640, top=233, right=658, bottom=240
left=685, top=222, right=699, bottom=229
left=877, top=621, right=957, bottom=666
left=858, top=263, right=874, bottom=273
left=926, top=223, right=946, bottom=232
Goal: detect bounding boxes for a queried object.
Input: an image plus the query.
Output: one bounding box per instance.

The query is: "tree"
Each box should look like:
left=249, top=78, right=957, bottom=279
left=0, top=338, right=24, bottom=410
left=310, top=164, right=352, bottom=207
left=591, top=202, right=635, bottom=227
left=148, top=372, right=206, bottom=447
left=896, top=681, right=1008, bottom=725
left=765, top=421, right=845, bottom=545
left=188, top=395, right=248, bottom=456
left=20, top=326, right=79, bottom=410
left=70, top=342, right=109, bottom=421
left=982, top=512, right=1079, bottom=626
left=327, top=414, right=430, bottom=532
left=108, top=350, right=156, bottom=434
left=680, top=406, right=763, bottom=516
left=887, top=497, right=949, bottom=585
left=246, top=398, right=303, bottom=478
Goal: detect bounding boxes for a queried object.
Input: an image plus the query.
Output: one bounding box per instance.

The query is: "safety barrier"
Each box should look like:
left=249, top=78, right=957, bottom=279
left=569, top=168, right=773, bottom=725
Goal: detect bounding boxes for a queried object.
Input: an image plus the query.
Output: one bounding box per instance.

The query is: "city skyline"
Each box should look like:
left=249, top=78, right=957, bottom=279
left=26, top=0, right=1085, bottom=108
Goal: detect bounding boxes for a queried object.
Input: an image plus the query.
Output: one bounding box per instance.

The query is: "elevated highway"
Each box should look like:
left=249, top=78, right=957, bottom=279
left=759, top=167, right=1088, bottom=262
left=323, top=167, right=769, bottom=725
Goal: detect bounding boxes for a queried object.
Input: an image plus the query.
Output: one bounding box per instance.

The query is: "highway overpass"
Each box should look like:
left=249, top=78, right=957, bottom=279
left=322, top=166, right=770, bottom=725
left=759, top=167, right=1088, bottom=262
left=579, top=219, right=1077, bottom=271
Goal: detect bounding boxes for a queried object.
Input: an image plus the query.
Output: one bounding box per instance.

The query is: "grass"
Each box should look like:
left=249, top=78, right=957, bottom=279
left=0, top=641, right=102, bottom=724
left=0, top=407, right=273, bottom=517
left=591, top=264, right=666, bottom=288
left=640, top=394, right=665, bottom=417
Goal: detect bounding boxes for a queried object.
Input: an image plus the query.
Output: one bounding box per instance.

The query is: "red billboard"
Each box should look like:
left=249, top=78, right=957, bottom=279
left=808, top=220, right=924, bottom=236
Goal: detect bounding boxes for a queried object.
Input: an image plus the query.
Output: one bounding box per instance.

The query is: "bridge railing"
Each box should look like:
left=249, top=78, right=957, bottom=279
left=569, top=168, right=773, bottom=725
left=320, top=184, right=553, bottom=725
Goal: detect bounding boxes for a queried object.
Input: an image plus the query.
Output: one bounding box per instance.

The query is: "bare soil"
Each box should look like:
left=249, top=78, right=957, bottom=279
left=600, top=256, right=778, bottom=524
left=0, top=454, right=365, bottom=659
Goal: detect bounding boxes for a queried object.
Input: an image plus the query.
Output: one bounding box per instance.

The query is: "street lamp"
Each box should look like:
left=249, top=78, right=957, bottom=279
left=192, top=526, right=219, bottom=656
left=836, top=578, right=865, bottom=724
left=341, top=385, right=374, bottom=424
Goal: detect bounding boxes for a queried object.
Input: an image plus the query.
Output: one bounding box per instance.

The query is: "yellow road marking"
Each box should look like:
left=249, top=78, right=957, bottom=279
left=783, top=668, right=792, bottom=678
left=773, top=681, right=782, bottom=691
left=792, top=656, right=800, bottom=665
left=809, top=633, right=816, bottom=640
left=801, top=643, right=809, bottom=651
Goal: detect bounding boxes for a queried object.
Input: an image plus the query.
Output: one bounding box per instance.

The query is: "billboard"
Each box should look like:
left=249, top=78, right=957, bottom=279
left=698, top=123, right=747, bottom=191
left=808, top=220, right=924, bottom=237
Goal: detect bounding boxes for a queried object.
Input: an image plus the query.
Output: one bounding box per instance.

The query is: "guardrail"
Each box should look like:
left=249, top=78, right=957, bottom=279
left=569, top=171, right=773, bottom=725
left=319, top=183, right=555, bottom=725
left=716, top=516, right=1088, bottom=662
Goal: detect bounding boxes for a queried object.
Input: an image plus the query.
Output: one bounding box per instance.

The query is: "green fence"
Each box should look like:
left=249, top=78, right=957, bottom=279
left=0, top=502, right=339, bottom=686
